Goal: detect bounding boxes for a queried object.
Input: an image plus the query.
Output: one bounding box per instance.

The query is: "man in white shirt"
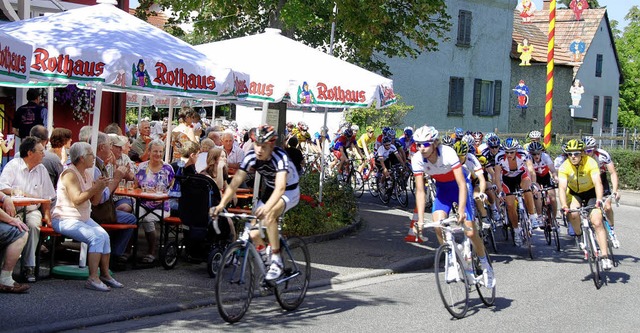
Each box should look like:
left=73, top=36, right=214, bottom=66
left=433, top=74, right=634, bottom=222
left=222, top=131, right=244, bottom=169
left=0, top=136, right=56, bottom=282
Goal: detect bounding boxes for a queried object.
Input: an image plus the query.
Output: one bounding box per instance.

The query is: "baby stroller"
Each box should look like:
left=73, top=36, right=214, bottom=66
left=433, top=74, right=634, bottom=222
left=159, top=174, right=234, bottom=277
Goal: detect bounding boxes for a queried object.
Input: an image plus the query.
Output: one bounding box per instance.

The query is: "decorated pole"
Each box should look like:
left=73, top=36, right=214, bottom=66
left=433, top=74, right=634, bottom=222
left=544, top=0, right=556, bottom=147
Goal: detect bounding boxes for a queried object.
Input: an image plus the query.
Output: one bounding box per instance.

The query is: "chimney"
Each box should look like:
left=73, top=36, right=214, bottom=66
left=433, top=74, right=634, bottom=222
left=543, top=0, right=551, bottom=10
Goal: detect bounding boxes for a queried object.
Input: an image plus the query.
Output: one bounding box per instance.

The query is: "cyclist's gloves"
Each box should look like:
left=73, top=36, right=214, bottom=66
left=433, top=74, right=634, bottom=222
left=596, top=200, right=604, bottom=208
left=562, top=207, right=570, bottom=215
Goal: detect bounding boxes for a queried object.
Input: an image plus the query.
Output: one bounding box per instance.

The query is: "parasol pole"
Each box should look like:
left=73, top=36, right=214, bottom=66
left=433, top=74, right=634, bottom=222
left=544, top=0, right=556, bottom=148
left=164, top=98, right=174, bottom=163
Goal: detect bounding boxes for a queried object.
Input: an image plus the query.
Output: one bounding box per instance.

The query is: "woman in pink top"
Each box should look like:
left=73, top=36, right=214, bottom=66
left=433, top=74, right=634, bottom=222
left=52, top=142, right=121, bottom=292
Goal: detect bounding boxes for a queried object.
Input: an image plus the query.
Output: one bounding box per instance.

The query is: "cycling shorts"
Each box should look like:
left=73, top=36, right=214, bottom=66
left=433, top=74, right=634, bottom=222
left=501, top=170, right=529, bottom=194
left=433, top=179, right=475, bottom=221
left=600, top=173, right=611, bottom=196
left=257, top=186, right=300, bottom=213
left=568, top=188, right=597, bottom=207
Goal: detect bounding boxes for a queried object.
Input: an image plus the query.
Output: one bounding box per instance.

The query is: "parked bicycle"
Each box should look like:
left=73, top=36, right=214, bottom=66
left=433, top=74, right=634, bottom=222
left=214, top=212, right=311, bottom=323
left=424, top=210, right=496, bottom=319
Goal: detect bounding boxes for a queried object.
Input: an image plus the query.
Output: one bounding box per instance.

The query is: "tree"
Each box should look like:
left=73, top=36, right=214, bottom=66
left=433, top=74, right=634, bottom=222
left=616, top=6, right=640, bottom=129
left=344, top=94, right=413, bottom=132
left=136, top=0, right=450, bottom=77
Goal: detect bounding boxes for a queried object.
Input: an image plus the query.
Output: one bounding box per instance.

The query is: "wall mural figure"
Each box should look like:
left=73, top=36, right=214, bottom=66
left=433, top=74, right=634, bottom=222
left=570, top=0, right=589, bottom=21
left=569, top=36, right=586, bottom=63
left=516, top=0, right=537, bottom=24
left=570, top=79, right=584, bottom=109
left=513, top=80, right=530, bottom=109
left=517, top=38, right=534, bottom=66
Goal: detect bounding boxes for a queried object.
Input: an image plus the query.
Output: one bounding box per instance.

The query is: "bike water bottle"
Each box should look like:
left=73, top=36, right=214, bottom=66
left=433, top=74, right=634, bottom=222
left=463, top=238, right=474, bottom=279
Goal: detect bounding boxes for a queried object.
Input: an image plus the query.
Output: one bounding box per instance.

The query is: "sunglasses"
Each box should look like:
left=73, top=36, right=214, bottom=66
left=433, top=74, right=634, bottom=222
left=489, top=145, right=499, bottom=149
left=416, top=141, right=433, bottom=148
left=585, top=149, right=594, bottom=153
left=505, top=151, right=516, bottom=155
left=567, top=152, right=582, bottom=157
left=531, top=152, right=540, bottom=156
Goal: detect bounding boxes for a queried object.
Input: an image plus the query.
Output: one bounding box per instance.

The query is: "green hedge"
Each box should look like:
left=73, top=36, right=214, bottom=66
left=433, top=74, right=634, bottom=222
left=282, top=172, right=358, bottom=236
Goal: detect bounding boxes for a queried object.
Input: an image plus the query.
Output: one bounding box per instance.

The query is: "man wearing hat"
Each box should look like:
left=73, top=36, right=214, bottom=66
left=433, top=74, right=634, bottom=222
left=109, top=134, right=135, bottom=213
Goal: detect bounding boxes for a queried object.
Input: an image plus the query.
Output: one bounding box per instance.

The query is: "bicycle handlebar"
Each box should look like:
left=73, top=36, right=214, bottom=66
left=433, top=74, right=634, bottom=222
left=218, top=212, right=258, bottom=220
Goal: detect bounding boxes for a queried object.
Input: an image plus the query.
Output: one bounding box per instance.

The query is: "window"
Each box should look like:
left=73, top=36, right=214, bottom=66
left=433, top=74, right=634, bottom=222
left=603, top=96, right=612, bottom=128
left=592, top=96, right=600, bottom=119
left=457, top=10, right=472, bottom=47
left=448, top=77, right=464, bottom=115
left=595, top=54, right=603, bottom=77
left=472, top=79, right=501, bottom=116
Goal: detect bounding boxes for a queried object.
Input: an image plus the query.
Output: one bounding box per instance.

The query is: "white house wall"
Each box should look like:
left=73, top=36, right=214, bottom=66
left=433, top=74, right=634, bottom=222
left=385, top=0, right=513, bottom=133
left=574, top=17, right=620, bottom=135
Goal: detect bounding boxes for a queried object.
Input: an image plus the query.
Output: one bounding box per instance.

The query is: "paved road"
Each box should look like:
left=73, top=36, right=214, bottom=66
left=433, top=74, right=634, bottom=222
left=59, top=198, right=640, bottom=332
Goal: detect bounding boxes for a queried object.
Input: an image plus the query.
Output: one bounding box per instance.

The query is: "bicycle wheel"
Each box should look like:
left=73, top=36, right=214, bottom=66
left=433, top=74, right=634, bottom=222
left=215, top=242, right=256, bottom=323
left=396, top=179, right=409, bottom=207
left=434, top=244, right=469, bottom=319
left=409, top=174, right=416, bottom=194
left=522, top=217, right=533, bottom=260
left=585, top=229, right=603, bottom=289
left=207, top=244, right=225, bottom=278
left=368, top=171, right=379, bottom=197
left=485, top=224, right=498, bottom=254
left=350, top=170, right=364, bottom=198
left=547, top=208, right=560, bottom=252
left=275, top=237, right=311, bottom=311
left=542, top=206, right=552, bottom=246
left=474, top=253, right=496, bottom=307
left=160, top=241, right=178, bottom=270
left=379, top=178, right=390, bottom=204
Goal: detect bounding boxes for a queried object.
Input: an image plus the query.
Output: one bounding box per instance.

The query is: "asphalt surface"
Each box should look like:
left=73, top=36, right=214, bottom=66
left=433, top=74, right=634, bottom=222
left=1, top=190, right=637, bottom=332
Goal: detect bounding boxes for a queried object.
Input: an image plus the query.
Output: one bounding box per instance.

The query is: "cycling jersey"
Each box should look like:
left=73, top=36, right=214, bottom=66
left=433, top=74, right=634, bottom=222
left=334, top=135, right=356, bottom=151
left=240, top=146, right=299, bottom=190
left=376, top=144, right=398, bottom=159
left=557, top=155, right=599, bottom=193
left=528, top=152, right=554, bottom=176
left=461, top=153, right=483, bottom=180
left=296, top=130, right=311, bottom=143
left=411, top=145, right=461, bottom=182
left=357, top=133, right=376, bottom=150
left=398, top=136, right=414, bottom=152
left=495, top=148, right=529, bottom=178
left=481, top=146, right=502, bottom=168
left=591, top=148, right=612, bottom=173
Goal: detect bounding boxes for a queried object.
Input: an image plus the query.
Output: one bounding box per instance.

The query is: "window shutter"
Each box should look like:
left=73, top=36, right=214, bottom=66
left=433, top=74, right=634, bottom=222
left=592, top=96, right=600, bottom=119
left=493, top=80, right=502, bottom=115
left=464, top=12, right=472, bottom=45
left=473, top=79, right=481, bottom=115
left=457, top=12, right=465, bottom=44
left=448, top=77, right=456, bottom=114
left=457, top=78, right=465, bottom=114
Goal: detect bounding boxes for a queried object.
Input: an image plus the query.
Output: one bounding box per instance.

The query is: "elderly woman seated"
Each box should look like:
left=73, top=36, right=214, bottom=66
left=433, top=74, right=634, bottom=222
left=52, top=142, right=122, bottom=292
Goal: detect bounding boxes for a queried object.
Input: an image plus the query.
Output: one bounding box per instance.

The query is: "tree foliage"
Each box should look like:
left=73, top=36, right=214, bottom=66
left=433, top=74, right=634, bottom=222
left=344, top=94, right=413, bottom=132
left=135, top=0, right=450, bottom=77
left=616, top=6, right=640, bottom=129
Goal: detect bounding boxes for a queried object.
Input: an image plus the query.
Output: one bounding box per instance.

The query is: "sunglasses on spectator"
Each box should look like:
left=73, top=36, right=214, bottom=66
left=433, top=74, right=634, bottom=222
left=416, top=141, right=433, bottom=148
left=567, top=152, right=582, bottom=157
left=585, top=149, right=594, bottom=153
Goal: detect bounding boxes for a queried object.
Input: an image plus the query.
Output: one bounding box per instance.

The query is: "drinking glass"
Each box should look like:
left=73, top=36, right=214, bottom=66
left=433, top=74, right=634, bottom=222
left=126, top=181, right=134, bottom=191
left=118, top=179, right=126, bottom=191
left=11, top=185, right=23, bottom=198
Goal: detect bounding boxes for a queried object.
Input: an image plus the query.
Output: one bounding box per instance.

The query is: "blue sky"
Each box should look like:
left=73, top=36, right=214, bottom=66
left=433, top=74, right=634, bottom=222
left=129, top=0, right=635, bottom=30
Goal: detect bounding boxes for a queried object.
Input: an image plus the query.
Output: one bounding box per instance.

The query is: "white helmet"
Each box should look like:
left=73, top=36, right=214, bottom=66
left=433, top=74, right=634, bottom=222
left=528, top=130, right=542, bottom=139
left=350, top=124, right=359, bottom=131
left=462, top=134, right=475, bottom=147
left=413, top=126, right=438, bottom=142
left=583, top=136, right=597, bottom=148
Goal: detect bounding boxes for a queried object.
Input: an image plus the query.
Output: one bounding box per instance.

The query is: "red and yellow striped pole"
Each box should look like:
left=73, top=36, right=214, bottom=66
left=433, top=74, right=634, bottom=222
left=544, top=0, right=557, bottom=147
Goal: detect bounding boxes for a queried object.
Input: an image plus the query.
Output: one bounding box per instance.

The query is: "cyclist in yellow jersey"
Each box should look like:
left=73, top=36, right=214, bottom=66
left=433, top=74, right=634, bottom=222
left=557, top=139, right=612, bottom=270
left=356, top=126, right=376, bottom=174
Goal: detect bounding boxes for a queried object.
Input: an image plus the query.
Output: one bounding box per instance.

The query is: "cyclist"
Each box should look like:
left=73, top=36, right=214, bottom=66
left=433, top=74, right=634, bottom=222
left=523, top=130, right=544, bottom=152
left=399, top=127, right=415, bottom=155
left=211, top=125, right=300, bottom=280
left=583, top=136, right=620, bottom=247
left=454, top=140, right=490, bottom=228
left=376, top=136, right=403, bottom=185
left=441, top=136, right=454, bottom=147
left=387, top=128, right=408, bottom=167
left=494, top=138, right=540, bottom=247
left=453, top=127, right=465, bottom=143
left=471, top=131, right=483, bottom=151
left=481, top=135, right=503, bottom=221
left=525, top=141, right=559, bottom=228
left=412, top=126, right=495, bottom=288
left=333, top=128, right=358, bottom=181
left=557, top=139, right=612, bottom=270
left=357, top=126, right=376, bottom=176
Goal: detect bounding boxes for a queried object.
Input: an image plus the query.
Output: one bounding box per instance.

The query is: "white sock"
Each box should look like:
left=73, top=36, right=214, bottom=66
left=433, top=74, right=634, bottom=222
left=0, top=270, right=15, bottom=286
left=530, top=213, right=539, bottom=220
left=271, top=253, right=282, bottom=265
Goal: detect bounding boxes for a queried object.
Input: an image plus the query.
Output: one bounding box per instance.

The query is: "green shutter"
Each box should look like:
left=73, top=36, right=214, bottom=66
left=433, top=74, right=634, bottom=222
left=473, top=79, right=481, bottom=115
left=493, top=80, right=502, bottom=115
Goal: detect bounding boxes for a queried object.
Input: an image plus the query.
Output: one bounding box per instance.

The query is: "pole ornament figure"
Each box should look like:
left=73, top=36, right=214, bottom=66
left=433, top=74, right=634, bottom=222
left=517, top=38, right=534, bottom=66
left=544, top=0, right=556, bottom=148
left=516, top=0, right=537, bottom=24
left=570, top=79, right=584, bottom=109
left=513, top=80, right=529, bottom=109
left=569, top=0, right=589, bottom=21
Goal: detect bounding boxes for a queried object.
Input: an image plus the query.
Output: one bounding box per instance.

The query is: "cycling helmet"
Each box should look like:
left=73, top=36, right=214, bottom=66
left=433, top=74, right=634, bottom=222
left=351, top=124, right=359, bottom=131
left=563, top=139, right=584, bottom=152
left=502, top=137, right=519, bottom=151
left=286, top=122, right=294, bottom=128
left=582, top=136, right=597, bottom=148
left=255, top=124, right=278, bottom=143
left=344, top=128, right=354, bottom=137
left=461, top=134, right=475, bottom=147
left=453, top=140, right=469, bottom=156
left=485, top=132, right=497, bottom=139
left=381, top=127, right=391, bottom=136
left=386, top=128, right=396, bottom=139
left=403, top=126, right=413, bottom=137
left=454, top=127, right=464, bottom=139
left=366, top=126, right=374, bottom=133
left=413, top=126, right=439, bottom=142
left=382, top=136, right=392, bottom=144
left=441, top=136, right=454, bottom=147
left=528, top=130, right=542, bottom=140
left=487, top=136, right=501, bottom=148
left=527, top=141, right=544, bottom=153
left=472, top=131, right=483, bottom=141
left=301, top=124, right=309, bottom=131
